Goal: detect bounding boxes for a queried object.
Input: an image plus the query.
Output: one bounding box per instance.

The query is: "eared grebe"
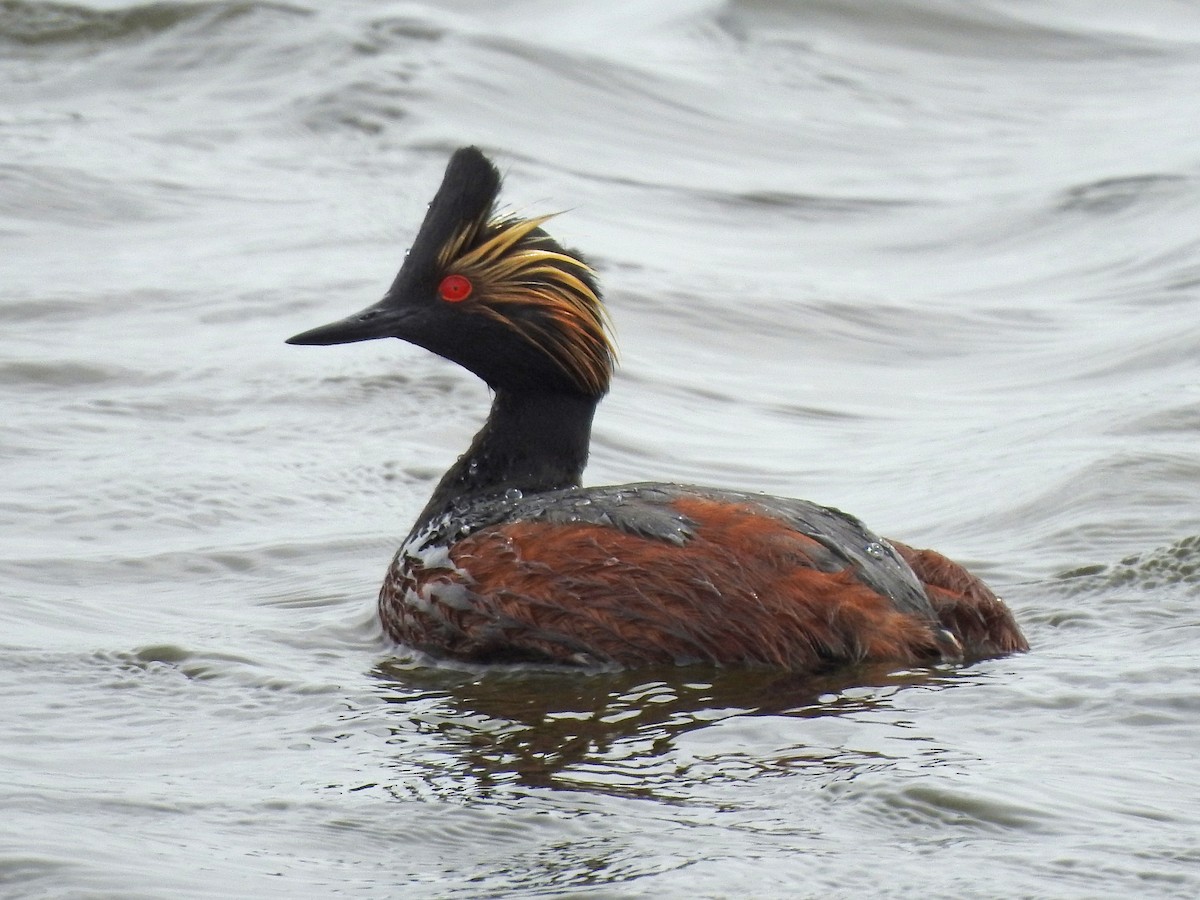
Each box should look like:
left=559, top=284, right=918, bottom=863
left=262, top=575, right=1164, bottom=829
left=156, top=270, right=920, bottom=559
left=288, top=147, right=1027, bottom=670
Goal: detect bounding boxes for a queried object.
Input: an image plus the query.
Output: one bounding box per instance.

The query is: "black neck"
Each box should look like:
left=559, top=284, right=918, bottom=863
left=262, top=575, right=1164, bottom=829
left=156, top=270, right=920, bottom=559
left=411, top=388, right=598, bottom=529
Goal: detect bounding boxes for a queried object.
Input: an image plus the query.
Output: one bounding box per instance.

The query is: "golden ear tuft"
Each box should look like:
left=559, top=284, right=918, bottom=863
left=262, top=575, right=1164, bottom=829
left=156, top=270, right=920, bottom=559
left=436, top=212, right=616, bottom=396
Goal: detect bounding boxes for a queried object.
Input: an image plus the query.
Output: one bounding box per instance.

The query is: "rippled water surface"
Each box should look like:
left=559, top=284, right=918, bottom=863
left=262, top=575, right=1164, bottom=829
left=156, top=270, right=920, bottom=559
left=4, top=1, right=1200, bottom=896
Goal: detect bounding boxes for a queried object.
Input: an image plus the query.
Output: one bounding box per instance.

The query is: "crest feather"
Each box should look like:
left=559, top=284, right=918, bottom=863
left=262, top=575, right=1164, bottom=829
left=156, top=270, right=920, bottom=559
left=436, top=211, right=616, bottom=396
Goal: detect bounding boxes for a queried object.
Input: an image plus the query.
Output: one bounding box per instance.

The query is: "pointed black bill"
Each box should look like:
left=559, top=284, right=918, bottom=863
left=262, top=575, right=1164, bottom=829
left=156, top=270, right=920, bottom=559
left=285, top=297, right=399, bottom=345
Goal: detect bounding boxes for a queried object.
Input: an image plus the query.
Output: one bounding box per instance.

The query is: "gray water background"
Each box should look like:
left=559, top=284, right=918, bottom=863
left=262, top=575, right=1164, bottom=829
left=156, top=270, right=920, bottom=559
left=4, top=1, right=1200, bottom=896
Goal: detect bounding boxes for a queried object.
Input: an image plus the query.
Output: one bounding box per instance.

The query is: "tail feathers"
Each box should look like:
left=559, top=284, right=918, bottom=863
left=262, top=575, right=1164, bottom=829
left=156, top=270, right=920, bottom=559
left=889, top=541, right=1029, bottom=660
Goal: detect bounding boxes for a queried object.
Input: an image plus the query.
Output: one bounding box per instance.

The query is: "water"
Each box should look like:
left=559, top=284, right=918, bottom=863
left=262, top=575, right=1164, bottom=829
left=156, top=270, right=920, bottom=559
left=4, top=1, right=1200, bottom=896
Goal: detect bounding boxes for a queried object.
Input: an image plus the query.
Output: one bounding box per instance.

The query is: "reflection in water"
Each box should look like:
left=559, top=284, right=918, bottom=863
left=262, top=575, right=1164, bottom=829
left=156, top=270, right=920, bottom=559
left=363, top=659, right=975, bottom=802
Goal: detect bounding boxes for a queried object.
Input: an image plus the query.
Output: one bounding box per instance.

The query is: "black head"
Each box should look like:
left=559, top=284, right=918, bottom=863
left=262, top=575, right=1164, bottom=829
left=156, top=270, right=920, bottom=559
left=287, top=147, right=615, bottom=397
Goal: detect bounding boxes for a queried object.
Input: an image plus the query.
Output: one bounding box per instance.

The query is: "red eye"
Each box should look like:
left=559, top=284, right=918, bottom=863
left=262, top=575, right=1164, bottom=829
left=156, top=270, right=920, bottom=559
left=438, top=274, right=473, bottom=303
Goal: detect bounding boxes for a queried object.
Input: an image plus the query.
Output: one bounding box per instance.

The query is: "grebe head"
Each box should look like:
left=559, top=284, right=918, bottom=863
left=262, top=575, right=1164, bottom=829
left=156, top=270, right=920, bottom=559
left=287, top=147, right=615, bottom=397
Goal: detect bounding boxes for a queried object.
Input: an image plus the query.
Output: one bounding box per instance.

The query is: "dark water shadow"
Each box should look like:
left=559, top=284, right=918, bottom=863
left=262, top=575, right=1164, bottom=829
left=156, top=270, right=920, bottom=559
left=365, top=657, right=978, bottom=801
